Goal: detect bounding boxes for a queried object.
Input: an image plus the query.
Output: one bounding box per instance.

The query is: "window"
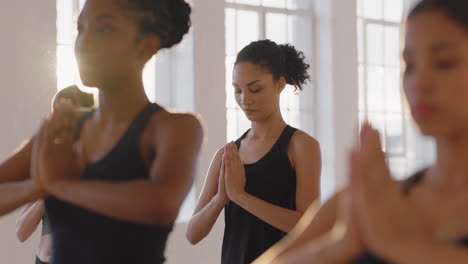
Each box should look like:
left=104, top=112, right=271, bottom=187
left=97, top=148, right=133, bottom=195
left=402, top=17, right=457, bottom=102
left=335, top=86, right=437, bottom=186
left=224, top=0, right=315, bottom=140
left=357, top=0, right=435, bottom=179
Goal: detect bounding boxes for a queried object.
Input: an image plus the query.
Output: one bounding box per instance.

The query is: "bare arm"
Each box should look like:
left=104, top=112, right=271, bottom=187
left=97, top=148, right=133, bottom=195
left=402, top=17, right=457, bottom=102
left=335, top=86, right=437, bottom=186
left=16, top=200, right=44, bottom=242
left=0, top=136, right=44, bottom=216
left=253, top=191, right=341, bottom=264
left=229, top=132, right=321, bottom=233
left=186, top=147, right=228, bottom=244
left=45, top=114, right=203, bottom=226
left=387, top=240, right=468, bottom=264
left=0, top=140, right=33, bottom=183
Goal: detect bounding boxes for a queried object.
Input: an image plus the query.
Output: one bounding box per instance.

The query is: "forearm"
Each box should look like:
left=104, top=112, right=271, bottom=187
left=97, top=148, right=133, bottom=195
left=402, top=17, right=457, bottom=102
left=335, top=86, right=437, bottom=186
left=266, top=234, right=355, bottom=264
left=186, top=195, right=225, bottom=244
left=16, top=200, right=44, bottom=242
left=386, top=240, right=468, bottom=264
left=0, top=180, right=40, bottom=216
left=0, top=140, right=32, bottom=183
left=234, top=193, right=302, bottom=233
left=48, top=179, right=183, bottom=226
left=256, top=201, right=328, bottom=263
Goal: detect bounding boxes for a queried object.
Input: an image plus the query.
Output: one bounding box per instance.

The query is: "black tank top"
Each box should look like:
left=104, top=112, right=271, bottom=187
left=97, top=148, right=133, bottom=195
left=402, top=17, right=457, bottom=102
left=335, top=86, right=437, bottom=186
left=221, top=125, right=298, bottom=264
left=352, top=169, right=468, bottom=264
left=45, top=103, right=173, bottom=264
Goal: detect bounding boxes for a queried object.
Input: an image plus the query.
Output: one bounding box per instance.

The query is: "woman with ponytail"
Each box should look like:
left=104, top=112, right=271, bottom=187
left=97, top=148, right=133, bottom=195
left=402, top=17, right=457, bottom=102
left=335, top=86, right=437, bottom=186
left=186, top=39, right=321, bottom=264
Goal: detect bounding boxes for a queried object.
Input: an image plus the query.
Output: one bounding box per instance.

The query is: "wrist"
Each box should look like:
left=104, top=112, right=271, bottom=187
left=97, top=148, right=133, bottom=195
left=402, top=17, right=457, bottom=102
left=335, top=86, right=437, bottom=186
left=45, top=179, right=74, bottom=195
left=26, top=180, right=46, bottom=201
left=213, top=194, right=228, bottom=208
left=231, top=191, right=248, bottom=205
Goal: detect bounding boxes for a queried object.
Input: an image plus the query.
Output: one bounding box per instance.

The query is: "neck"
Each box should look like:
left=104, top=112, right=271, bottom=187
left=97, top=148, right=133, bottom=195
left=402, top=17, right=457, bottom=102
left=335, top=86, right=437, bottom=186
left=249, top=109, right=287, bottom=139
left=427, top=133, right=468, bottom=187
left=95, top=76, right=150, bottom=123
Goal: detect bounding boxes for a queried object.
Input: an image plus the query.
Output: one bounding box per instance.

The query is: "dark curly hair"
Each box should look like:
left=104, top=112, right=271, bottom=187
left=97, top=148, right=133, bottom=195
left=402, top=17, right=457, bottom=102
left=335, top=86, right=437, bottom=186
left=408, top=0, right=468, bottom=29
left=52, top=85, right=94, bottom=108
left=118, top=0, right=192, bottom=49
left=235, top=39, right=311, bottom=92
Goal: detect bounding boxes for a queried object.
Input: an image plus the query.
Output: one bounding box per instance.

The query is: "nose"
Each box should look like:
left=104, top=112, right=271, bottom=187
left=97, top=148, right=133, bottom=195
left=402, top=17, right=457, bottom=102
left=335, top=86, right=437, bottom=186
left=75, top=29, right=92, bottom=59
left=240, top=92, right=253, bottom=106
left=405, top=65, right=433, bottom=97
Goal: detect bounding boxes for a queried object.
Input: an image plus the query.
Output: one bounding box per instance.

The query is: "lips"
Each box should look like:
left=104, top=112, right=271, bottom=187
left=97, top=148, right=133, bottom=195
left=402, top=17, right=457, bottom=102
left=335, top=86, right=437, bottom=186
left=243, top=109, right=256, bottom=115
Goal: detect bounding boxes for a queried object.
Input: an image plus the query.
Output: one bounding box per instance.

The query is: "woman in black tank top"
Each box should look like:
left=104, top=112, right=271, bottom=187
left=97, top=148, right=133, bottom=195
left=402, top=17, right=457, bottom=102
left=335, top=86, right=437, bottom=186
left=0, top=1, right=202, bottom=264
left=15, top=86, right=94, bottom=264
left=255, top=0, right=468, bottom=263
left=186, top=40, right=322, bottom=264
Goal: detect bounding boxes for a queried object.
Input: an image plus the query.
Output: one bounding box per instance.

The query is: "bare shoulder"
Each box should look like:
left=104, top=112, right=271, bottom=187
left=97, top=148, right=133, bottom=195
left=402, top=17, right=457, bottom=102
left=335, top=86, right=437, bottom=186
left=149, top=109, right=204, bottom=144
left=289, top=129, right=320, bottom=153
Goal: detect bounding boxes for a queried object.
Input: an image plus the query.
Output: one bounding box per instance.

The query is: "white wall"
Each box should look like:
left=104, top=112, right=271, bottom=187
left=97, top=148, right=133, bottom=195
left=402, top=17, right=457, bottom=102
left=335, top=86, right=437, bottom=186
left=0, top=0, right=57, bottom=262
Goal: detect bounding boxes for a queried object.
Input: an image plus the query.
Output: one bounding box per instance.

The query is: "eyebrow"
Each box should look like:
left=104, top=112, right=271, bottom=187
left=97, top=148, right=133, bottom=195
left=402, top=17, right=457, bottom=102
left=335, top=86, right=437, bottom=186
left=77, top=14, right=116, bottom=24
left=233, top=80, right=262, bottom=87
left=403, top=41, right=458, bottom=58
left=96, top=14, right=116, bottom=21
left=430, top=41, right=457, bottom=53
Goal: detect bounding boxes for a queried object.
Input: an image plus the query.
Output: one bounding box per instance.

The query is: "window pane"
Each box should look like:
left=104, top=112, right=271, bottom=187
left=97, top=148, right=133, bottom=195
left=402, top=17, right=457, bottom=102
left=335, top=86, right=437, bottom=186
left=280, top=85, right=300, bottom=110
left=367, top=113, right=386, bottom=137
left=357, top=18, right=363, bottom=64
left=227, top=108, right=238, bottom=141
left=384, top=67, right=402, bottom=113
left=263, top=0, right=286, bottom=8
left=143, top=57, right=156, bottom=102
left=57, top=0, right=74, bottom=44
left=285, top=109, right=301, bottom=127
left=357, top=0, right=363, bottom=17
left=384, top=0, right=403, bottom=22
left=226, top=56, right=237, bottom=108
left=363, top=0, right=383, bottom=19
left=288, top=15, right=313, bottom=63
left=287, top=0, right=312, bottom=9
left=57, top=45, right=79, bottom=89
left=366, top=66, right=385, bottom=112
left=237, top=109, right=251, bottom=136
left=236, top=0, right=261, bottom=5
left=384, top=26, right=401, bottom=67
left=225, top=8, right=236, bottom=56
left=385, top=114, right=404, bottom=154
left=266, top=13, right=287, bottom=44
left=236, top=10, right=259, bottom=51
left=388, top=156, right=408, bottom=180
left=358, top=64, right=365, bottom=111
left=366, top=23, right=384, bottom=65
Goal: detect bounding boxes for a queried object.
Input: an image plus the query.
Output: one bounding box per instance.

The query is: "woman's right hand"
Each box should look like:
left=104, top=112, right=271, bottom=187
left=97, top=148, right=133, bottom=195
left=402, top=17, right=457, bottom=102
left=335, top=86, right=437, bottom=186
left=215, top=154, right=230, bottom=206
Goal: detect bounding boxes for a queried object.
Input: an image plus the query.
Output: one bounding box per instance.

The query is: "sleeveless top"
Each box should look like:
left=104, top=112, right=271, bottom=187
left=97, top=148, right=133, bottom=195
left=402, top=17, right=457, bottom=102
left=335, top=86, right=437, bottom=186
left=352, top=169, right=468, bottom=263
left=44, top=103, right=174, bottom=264
left=221, top=125, right=298, bottom=264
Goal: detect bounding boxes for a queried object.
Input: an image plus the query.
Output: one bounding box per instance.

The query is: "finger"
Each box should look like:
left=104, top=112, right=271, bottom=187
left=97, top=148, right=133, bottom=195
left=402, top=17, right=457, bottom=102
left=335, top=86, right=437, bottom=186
left=348, top=148, right=369, bottom=219
left=220, top=154, right=225, bottom=175
left=349, top=147, right=363, bottom=200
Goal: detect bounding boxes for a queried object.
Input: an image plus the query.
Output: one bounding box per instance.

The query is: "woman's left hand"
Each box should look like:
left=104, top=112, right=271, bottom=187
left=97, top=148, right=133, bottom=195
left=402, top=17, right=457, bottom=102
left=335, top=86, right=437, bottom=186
left=224, top=142, right=247, bottom=203
left=350, top=123, right=433, bottom=259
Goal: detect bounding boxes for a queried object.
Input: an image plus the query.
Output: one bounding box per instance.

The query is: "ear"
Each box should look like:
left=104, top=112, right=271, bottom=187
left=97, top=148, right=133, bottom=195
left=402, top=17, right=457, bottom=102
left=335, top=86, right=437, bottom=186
left=277, top=76, right=287, bottom=94
left=138, top=35, right=161, bottom=63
